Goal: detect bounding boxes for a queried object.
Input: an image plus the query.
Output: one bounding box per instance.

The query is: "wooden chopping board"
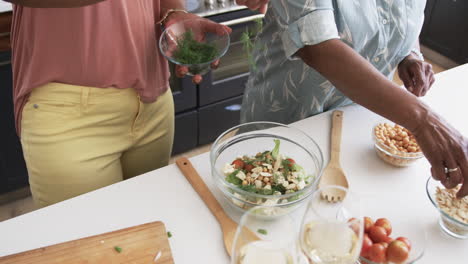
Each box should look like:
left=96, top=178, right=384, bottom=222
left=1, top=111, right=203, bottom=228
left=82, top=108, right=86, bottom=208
left=0, top=221, right=174, bottom=264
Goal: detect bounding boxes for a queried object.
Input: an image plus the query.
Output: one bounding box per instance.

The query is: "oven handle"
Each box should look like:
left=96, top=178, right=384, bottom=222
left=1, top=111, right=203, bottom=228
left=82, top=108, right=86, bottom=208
left=220, top=14, right=265, bottom=27
left=0, top=59, right=10, bottom=66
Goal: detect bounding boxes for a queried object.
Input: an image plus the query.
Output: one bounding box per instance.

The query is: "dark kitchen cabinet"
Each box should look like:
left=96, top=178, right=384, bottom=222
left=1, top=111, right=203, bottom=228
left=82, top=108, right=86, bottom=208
left=421, top=0, right=468, bottom=63
left=172, top=110, right=198, bottom=155
left=198, top=95, right=243, bottom=145
left=0, top=51, right=29, bottom=195
left=169, top=63, right=197, bottom=114
left=198, top=72, right=248, bottom=106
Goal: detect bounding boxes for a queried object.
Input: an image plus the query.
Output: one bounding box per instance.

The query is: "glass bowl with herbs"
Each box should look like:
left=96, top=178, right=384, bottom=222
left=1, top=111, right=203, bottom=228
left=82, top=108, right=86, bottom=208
left=210, top=122, right=324, bottom=216
left=159, top=19, right=230, bottom=76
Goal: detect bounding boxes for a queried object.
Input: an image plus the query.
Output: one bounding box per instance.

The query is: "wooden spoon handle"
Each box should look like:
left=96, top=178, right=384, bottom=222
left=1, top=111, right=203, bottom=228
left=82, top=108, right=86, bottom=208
left=176, top=157, right=229, bottom=224
left=330, top=110, right=344, bottom=163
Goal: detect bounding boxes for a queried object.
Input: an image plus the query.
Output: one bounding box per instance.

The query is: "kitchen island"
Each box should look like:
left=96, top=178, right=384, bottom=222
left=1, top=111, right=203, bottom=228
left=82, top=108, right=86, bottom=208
left=1, top=64, right=468, bottom=263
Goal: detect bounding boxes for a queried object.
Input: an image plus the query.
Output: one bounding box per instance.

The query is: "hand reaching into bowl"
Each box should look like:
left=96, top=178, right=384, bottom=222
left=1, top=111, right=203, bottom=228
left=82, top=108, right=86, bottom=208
left=164, top=12, right=232, bottom=84
left=411, top=109, right=468, bottom=198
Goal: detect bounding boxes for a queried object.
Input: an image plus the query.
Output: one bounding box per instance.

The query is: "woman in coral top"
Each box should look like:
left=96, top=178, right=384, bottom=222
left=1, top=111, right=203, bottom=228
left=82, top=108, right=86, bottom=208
left=7, top=0, right=231, bottom=207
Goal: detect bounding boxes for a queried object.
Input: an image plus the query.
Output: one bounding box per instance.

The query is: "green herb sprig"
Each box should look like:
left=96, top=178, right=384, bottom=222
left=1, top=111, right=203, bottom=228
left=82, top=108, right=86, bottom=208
left=173, top=30, right=218, bottom=65
left=240, top=18, right=264, bottom=71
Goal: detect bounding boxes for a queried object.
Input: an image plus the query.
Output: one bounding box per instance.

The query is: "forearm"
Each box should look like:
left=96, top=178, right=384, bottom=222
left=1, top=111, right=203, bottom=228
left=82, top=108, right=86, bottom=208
left=4, top=0, right=105, bottom=8
left=297, top=39, right=429, bottom=132
left=160, top=0, right=185, bottom=12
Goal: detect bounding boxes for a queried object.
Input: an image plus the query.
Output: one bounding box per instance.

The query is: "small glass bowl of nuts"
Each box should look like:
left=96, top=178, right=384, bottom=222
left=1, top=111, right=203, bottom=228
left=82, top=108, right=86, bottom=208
left=426, top=177, right=468, bottom=239
left=372, top=122, right=424, bottom=167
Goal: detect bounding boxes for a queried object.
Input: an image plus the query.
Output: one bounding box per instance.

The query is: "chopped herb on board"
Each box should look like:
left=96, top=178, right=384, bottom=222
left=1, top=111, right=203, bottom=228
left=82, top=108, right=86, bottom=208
left=114, top=246, right=123, bottom=253
left=257, top=229, right=268, bottom=235
left=167, top=231, right=172, bottom=238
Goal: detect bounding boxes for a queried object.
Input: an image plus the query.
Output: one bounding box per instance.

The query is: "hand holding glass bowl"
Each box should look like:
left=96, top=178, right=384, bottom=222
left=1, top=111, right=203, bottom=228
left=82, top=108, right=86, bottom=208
left=159, top=19, right=230, bottom=83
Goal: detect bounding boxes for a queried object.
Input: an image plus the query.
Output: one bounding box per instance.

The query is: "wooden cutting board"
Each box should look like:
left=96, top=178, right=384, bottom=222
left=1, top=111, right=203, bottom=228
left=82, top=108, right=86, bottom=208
left=0, top=221, right=174, bottom=264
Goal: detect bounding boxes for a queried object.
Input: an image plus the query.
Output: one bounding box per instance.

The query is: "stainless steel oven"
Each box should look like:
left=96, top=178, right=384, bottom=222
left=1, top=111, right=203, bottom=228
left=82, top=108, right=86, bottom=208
left=170, top=1, right=264, bottom=154
left=199, top=12, right=264, bottom=106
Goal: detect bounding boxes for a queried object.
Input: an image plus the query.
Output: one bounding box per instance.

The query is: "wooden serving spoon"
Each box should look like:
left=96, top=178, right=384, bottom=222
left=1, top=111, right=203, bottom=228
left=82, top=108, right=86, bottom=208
left=176, top=157, right=259, bottom=257
left=318, top=110, right=350, bottom=202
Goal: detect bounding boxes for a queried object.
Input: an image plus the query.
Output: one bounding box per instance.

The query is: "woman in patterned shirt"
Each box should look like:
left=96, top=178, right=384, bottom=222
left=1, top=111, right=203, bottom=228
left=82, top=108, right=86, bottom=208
left=239, top=0, right=468, bottom=198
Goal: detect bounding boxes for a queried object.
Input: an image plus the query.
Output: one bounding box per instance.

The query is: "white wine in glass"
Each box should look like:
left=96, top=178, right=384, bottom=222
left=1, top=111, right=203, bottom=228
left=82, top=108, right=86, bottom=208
left=300, top=186, right=363, bottom=264
left=232, top=206, right=301, bottom=264
left=236, top=240, right=295, bottom=264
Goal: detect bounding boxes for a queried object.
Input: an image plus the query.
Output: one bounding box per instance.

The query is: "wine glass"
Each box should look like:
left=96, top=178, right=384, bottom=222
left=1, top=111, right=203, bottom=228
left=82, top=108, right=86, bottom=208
left=231, top=206, right=302, bottom=264
left=299, top=185, right=363, bottom=264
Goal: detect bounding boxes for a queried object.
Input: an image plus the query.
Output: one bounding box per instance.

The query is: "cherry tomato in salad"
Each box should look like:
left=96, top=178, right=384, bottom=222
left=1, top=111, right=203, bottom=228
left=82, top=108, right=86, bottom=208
left=244, top=164, right=254, bottom=172
left=231, top=159, right=245, bottom=169
left=368, top=226, right=388, bottom=243
left=375, top=218, right=392, bottom=236
left=368, top=243, right=387, bottom=263
left=285, top=158, right=295, bottom=167
left=386, top=240, right=409, bottom=263
left=396, top=237, right=412, bottom=250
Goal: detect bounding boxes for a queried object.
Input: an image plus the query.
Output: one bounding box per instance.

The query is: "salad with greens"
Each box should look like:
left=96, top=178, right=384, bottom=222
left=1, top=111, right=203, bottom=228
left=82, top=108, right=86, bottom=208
left=223, top=140, right=312, bottom=197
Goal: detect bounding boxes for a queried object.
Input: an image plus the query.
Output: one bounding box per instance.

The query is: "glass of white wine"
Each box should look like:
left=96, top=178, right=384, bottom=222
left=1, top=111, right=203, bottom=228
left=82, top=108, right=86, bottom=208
left=231, top=206, right=302, bottom=264
left=299, top=185, right=363, bottom=264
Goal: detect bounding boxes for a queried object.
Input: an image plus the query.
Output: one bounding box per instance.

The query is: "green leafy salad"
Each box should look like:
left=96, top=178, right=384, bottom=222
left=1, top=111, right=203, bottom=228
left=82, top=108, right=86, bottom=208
left=223, top=140, right=311, bottom=196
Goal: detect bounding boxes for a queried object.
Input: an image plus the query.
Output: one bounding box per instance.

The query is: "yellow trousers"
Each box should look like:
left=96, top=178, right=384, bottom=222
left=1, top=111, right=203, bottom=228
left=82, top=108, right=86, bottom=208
left=20, top=83, right=174, bottom=207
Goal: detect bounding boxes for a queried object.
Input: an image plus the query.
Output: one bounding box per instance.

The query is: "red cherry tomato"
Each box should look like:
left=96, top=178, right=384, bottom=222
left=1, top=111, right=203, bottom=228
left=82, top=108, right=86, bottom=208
left=231, top=159, right=245, bottom=169
left=387, top=240, right=409, bottom=263
left=244, top=164, right=254, bottom=172
left=396, top=237, right=412, bottom=250
left=192, top=74, right=203, bottom=84
left=285, top=158, right=296, bottom=168
left=383, top=236, right=394, bottom=244
left=360, top=234, right=373, bottom=258
left=368, top=243, right=387, bottom=263
left=379, top=242, right=389, bottom=249
left=368, top=226, right=388, bottom=243
left=364, top=216, right=374, bottom=233
left=375, top=218, right=392, bottom=236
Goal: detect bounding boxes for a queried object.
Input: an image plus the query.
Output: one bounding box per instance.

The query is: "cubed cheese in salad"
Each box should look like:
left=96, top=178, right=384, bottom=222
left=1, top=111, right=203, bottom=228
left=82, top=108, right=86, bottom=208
left=223, top=139, right=313, bottom=196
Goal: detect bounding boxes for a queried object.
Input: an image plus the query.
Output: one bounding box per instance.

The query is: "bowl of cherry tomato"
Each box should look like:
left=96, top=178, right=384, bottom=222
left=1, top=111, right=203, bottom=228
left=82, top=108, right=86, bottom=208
left=358, top=216, right=426, bottom=264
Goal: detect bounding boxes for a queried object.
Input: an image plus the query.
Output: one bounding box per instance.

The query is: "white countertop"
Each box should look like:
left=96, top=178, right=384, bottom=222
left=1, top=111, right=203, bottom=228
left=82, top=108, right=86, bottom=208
left=1, top=64, right=468, bottom=263
left=0, top=2, right=12, bottom=13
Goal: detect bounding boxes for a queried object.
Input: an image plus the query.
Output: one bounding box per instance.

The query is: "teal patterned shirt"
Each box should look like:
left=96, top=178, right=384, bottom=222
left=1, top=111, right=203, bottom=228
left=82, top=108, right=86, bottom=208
left=241, top=0, right=427, bottom=124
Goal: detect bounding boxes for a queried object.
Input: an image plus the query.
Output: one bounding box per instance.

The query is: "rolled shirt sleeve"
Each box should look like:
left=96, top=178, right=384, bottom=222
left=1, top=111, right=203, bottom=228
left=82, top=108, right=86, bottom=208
left=271, top=0, right=340, bottom=58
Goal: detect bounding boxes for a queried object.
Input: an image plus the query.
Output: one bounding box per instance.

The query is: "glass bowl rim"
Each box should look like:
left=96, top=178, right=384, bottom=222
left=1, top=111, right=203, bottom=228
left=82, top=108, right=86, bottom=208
left=210, top=121, right=324, bottom=200
left=158, top=19, right=231, bottom=67
left=372, top=123, right=424, bottom=160
left=426, top=176, right=468, bottom=227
